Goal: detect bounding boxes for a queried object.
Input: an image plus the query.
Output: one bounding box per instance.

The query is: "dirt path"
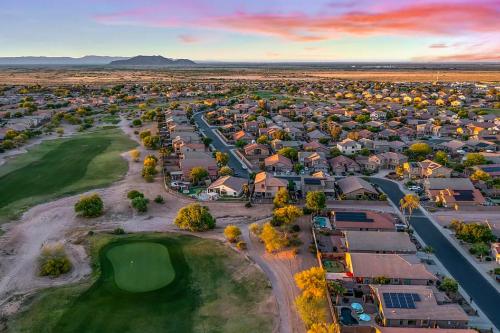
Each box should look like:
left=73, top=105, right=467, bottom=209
left=241, top=216, right=318, bottom=333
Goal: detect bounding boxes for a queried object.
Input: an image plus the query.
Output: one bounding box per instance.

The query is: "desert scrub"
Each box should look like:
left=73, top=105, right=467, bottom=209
left=38, top=243, right=72, bottom=277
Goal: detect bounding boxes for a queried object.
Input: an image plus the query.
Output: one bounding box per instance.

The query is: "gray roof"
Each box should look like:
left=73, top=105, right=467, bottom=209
left=208, top=175, right=247, bottom=192
left=337, top=176, right=378, bottom=195
left=425, top=178, right=474, bottom=190
left=345, top=231, right=417, bottom=253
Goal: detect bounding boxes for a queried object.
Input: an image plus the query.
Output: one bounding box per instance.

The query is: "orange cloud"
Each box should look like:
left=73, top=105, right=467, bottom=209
left=429, top=43, right=448, bottom=49
left=414, top=49, right=500, bottom=62
left=211, top=2, right=499, bottom=41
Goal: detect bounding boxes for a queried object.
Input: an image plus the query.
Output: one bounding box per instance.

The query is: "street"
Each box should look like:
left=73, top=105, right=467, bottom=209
left=370, top=177, right=500, bottom=330
left=193, top=111, right=250, bottom=178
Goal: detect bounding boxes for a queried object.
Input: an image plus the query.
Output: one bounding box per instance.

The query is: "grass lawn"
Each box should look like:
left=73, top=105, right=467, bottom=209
left=0, top=128, right=136, bottom=222
left=8, top=234, right=275, bottom=333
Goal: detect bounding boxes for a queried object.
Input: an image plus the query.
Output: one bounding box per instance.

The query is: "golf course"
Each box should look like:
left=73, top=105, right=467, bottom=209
left=0, top=127, right=136, bottom=222
left=8, top=234, right=276, bottom=333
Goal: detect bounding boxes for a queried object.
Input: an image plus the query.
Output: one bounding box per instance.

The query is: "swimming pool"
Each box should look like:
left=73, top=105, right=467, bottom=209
left=313, top=216, right=331, bottom=229
left=340, top=307, right=359, bottom=325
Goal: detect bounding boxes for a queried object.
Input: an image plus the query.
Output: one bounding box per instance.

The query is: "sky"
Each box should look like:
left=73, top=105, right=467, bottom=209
left=0, top=0, right=499, bottom=62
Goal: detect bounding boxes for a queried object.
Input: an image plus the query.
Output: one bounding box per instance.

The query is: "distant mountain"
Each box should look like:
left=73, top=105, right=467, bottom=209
left=109, top=55, right=196, bottom=66
left=0, top=56, right=129, bottom=65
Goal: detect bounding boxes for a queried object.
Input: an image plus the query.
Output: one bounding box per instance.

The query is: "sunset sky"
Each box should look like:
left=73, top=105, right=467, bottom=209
left=1, top=0, right=499, bottom=61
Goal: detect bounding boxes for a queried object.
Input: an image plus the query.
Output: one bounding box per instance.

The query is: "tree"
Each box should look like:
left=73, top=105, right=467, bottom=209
left=143, top=135, right=160, bottom=149
left=470, top=169, right=491, bottom=182
left=434, top=150, right=448, bottom=165
left=38, top=243, right=72, bottom=277
left=131, top=196, right=149, bottom=213
left=273, top=187, right=290, bottom=208
left=129, top=149, right=140, bottom=162
left=294, top=294, right=326, bottom=328
left=449, top=220, right=495, bottom=243
left=219, top=166, right=233, bottom=176
left=423, top=246, right=434, bottom=261
left=190, top=167, right=209, bottom=184
left=399, top=194, right=420, bottom=220
left=439, top=277, right=459, bottom=293
left=249, top=222, right=262, bottom=236
left=256, top=135, right=269, bottom=144
left=202, top=137, right=212, bottom=147
left=277, top=147, right=298, bottom=161
left=306, top=191, right=326, bottom=214
left=464, top=153, right=486, bottom=167
left=127, top=190, right=144, bottom=200
left=215, top=151, right=229, bottom=166
left=408, top=143, right=432, bottom=159
left=294, top=267, right=327, bottom=299
left=260, top=223, right=288, bottom=252
left=470, top=242, right=489, bottom=260
left=329, top=126, right=342, bottom=141
left=174, top=204, right=216, bottom=232
left=74, top=193, right=103, bottom=218
left=224, top=225, right=242, bottom=243
left=273, top=205, right=303, bottom=226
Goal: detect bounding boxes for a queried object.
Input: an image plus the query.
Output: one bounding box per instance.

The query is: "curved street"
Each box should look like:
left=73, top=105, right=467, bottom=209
left=370, top=177, right=500, bottom=330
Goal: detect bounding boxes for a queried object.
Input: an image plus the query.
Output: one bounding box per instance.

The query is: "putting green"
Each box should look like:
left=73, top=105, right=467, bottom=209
left=106, top=242, right=175, bottom=292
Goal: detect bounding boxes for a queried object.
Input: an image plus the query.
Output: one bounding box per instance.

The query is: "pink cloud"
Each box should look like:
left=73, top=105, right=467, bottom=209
left=178, top=34, right=200, bottom=43
left=429, top=43, right=448, bottom=48
left=94, top=1, right=500, bottom=42
left=414, top=49, right=500, bottom=62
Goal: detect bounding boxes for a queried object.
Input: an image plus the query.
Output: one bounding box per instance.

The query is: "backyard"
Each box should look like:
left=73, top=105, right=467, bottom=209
left=8, top=233, right=276, bottom=333
left=0, top=127, right=136, bottom=222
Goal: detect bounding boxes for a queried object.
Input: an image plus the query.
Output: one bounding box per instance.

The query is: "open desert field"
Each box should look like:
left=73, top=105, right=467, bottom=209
left=0, top=67, right=499, bottom=85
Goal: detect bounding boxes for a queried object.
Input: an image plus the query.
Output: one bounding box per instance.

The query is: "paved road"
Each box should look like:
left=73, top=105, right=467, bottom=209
left=193, top=112, right=250, bottom=178
left=370, top=177, right=500, bottom=330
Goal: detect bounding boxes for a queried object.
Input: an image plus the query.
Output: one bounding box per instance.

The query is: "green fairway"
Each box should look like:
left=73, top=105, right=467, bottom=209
left=0, top=128, right=136, bottom=221
left=107, top=242, right=175, bottom=292
left=9, top=234, right=275, bottom=333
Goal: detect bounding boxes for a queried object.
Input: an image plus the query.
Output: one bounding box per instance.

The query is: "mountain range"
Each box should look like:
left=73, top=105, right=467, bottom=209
left=0, top=55, right=196, bottom=66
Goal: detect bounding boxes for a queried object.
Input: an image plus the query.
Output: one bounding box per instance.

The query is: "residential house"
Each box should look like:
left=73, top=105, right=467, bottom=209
left=336, top=176, right=379, bottom=199
left=345, top=253, right=437, bottom=285
left=403, top=160, right=452, bottom=179
left=329, top=155, right=361, bottom=175
left=207, top=176, right=247, bottom=197
left=253, top=172, right=288, bottom=198
left=264, top=154, right=293, bottom=173
left=298, top=151, right=329, bottom=173
left=344, top=231, right=417, bottom=254
left=371, top=285, right=468, bottom=329
left=424, top=178, right=486, bottom=207
left=370, top=152, right=408, bottom=170
left=337, top=138, right=362, bottom=155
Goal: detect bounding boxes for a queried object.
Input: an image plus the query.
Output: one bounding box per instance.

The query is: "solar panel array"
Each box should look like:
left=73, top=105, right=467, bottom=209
left=453, top=190, right=474, bottom=201
left=482, top=166, right=500, bottom=173
left=382, top=293, right=421, bottom=309
left=334, top=212, right=374, bottom=223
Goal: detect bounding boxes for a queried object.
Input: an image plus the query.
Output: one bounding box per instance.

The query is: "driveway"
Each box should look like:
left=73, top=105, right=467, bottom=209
left=369, top=177, right=500, bottom=330
left=192, top=112, right=249, bottom=178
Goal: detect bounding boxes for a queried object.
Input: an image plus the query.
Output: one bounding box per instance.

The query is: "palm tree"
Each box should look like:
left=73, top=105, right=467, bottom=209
left=328, top=281, right=346, bottom=305
left=400, top=194, right=420, bottom=222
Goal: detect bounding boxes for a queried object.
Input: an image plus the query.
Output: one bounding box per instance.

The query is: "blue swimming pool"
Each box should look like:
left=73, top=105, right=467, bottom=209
left=313, top=216, right=330, bottom=229
left=340, top=307, right=359, bottom=325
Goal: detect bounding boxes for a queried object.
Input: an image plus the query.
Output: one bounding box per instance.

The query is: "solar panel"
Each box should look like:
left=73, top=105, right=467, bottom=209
left=482, top=166, right=500, bottom=173
left=382, top=293, right=419, bottom=309
left=453, top=190, right=474, bottom=201
left=334, top=212, right=374, bottom=222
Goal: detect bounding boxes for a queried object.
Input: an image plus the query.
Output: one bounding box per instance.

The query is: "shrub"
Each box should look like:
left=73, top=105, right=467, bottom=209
left=154, top=195, right=165, bottom=204
left=224, top=225, right=242, bottom=243
left=294, top=294, right=326, bottom=328
left=131, top=119, right=142, bottom=127
left=291, top=224, right=301, bottom=233
left=245, top=202, right=252, bottom=208
left=236, top=241, right=247, bottom=250
left=38, top=243, right=72, bottom=277
left=113, top=228, right=125, bottom=235
left=131, top=196, right=149, bottom=213
left=439, top=277, right=459, bottom=293
left=260, top=223, right=288, bottom=252
left=74, top=193, right=103, bottom=218
left=127, top=190, right=144, bottom=200
left=174, top=204, right=216, bottom=232
left=249, top=222, right=262, bottom=236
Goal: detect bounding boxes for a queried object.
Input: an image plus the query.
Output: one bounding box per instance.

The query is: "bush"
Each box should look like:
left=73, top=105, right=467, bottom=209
left=249, top=222, right=262, bottom=236
left=174, top=204, right=216, bottom=232
left=154, top=195, right=165, bottom=204
left=131, top=119, right=142, bottom=127
left=245, top=202, right=252, bottom=208
left=291, top=224, right=301, bottom=233
left=127, top=190, right=144, bottom=200
left=439, top=277, right=459, bottom=293
left=74, top=193, right=104, bottom=218
left=236, top=241, right=247, bottom=250
left=131, top=196, right=149, bottom=213
left=224, top=225, right=242, bottom=243
left=38, top=243, right=72, bottom=277
left=113, top=228, right=125, bottom=235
